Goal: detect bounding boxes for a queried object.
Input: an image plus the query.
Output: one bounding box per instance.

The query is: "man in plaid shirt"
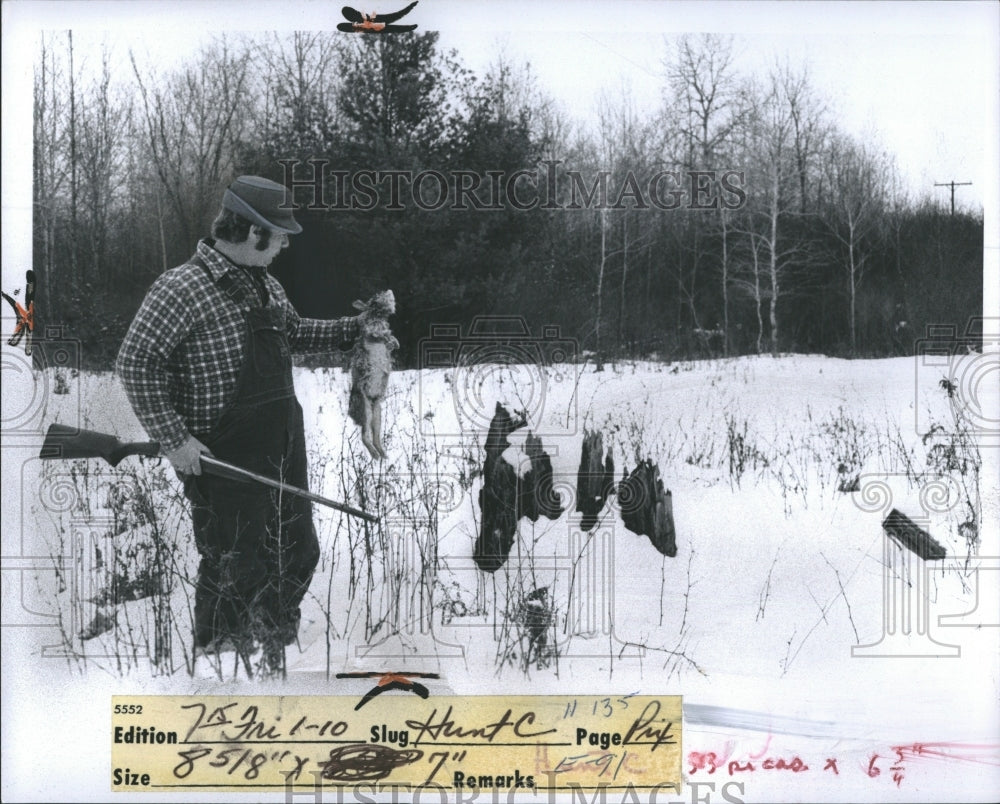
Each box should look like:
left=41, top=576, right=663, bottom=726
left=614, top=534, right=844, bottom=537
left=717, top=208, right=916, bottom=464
left=117, top=176, right=359, bottom=671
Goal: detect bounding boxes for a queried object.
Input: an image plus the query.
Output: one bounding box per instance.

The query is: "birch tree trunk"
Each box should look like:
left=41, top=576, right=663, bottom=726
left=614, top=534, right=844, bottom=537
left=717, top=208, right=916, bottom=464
left=768, top=167, right=780, bottom=356
left=68, top=32, right=79, bottom=284
left=595, top=207, right=607, bottom=370
left=720, top=208, right=729, bottom=355
left=618, top=213, right=629, bottom=353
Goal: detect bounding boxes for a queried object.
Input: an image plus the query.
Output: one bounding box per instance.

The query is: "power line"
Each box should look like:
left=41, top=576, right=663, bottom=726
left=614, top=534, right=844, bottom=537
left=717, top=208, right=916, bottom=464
left=580, top=33, right=661, bottom=80
left=934, top=181, right=972, bottom=216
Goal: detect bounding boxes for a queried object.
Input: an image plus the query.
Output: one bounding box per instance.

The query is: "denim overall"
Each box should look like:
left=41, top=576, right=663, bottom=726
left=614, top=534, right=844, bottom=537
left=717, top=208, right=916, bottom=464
left=185, top=257, right=319, bottom=654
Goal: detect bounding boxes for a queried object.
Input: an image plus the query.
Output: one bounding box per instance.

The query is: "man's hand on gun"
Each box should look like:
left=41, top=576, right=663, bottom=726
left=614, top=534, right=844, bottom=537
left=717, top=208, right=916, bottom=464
left=165, top=434, right=213, bottom=476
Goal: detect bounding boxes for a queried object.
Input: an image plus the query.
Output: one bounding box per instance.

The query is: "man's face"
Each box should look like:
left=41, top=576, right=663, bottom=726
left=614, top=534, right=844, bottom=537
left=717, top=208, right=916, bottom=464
left=248, top=228, right=289, bottom=266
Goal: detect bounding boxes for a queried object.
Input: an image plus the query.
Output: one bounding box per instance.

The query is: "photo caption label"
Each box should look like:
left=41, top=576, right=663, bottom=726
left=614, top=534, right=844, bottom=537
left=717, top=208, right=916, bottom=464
left=110, top=694, right=681, bottom=793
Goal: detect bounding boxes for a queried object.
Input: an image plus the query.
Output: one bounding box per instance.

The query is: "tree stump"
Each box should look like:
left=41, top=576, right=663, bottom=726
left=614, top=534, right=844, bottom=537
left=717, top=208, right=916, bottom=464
left=618, top=460, right=677, bottom=557
left=883, top=508, right=946, bottom=560
left=519, top=586, right=553, bottom=670
left=474, top=403, right=527, bottom=573
left=576, top=429, right=615, bottom=532
left=518, top=433, right=564, bottom=523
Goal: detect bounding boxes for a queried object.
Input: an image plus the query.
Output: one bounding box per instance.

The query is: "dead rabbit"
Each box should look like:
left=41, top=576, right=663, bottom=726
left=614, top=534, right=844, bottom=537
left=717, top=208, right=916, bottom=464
left=348, top=289, right=399, bottom=459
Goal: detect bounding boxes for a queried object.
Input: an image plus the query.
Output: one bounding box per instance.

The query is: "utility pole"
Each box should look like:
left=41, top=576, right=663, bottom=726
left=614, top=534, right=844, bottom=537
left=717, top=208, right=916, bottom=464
left=934, top=181, right=972, bottom=216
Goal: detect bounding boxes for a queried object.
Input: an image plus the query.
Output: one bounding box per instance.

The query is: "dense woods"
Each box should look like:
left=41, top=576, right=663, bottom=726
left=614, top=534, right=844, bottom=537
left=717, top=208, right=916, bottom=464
left=33, top=32, right=983, bottom=369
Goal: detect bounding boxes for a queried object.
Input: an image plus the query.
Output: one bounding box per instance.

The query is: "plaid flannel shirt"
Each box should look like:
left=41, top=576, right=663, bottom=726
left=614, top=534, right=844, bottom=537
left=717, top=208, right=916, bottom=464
left=117, top=239, right=358, bottom=451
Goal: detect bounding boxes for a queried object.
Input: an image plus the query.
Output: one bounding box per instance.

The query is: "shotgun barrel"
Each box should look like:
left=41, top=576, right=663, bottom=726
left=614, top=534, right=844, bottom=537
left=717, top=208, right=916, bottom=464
left=198, top=455, right=378, bottom=523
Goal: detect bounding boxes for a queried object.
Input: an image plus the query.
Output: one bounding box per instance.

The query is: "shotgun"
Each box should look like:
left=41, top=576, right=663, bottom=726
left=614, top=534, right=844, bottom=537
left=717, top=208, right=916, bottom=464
left=39, top=423, right=379, bottom=523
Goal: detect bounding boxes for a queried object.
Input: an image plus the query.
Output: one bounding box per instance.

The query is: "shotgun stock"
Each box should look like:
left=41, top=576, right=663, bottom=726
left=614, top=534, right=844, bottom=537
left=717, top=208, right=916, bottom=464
left=38, top=423, right=378, bottom=523
left=39, top=422, right=159, bottom=465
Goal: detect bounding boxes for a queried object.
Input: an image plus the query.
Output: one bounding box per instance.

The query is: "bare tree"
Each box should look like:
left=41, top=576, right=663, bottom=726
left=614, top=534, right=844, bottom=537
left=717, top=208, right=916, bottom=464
left=821, top=134, right=891, bottom=353
left=662, top=34, right=749, bottom=354
left=590, top=87, right=656, bottom=363
left=728, top=215, right=770, bottom=355
left=664, top=34, right=747, bottom=168
left=591, top=93, right=617, bottom=367
left=33, top=33, right=69, bottom=315
left=254, top=31, right=345, bottom=158
left=781, top=61, right=829, bottom=214
left=130, top=38, right=251, bottom=248
left=76, top=47, right=133, bottom=290
left=68, top=31, right=79, bottom=281
left=735, top=66, right=822, bottom=355
left=609, top=89, right=655, bottom=355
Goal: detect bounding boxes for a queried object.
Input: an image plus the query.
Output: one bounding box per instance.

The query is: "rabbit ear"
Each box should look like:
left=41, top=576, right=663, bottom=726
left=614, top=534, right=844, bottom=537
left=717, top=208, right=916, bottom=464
left=352, top=299, right=368, bottom=311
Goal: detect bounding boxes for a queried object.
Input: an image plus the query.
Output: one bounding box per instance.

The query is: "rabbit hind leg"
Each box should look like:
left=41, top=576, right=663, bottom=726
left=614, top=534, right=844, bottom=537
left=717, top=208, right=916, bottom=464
left=359, top=397, right=380, bottom=458
left=371, top=398, right=387, bottom=459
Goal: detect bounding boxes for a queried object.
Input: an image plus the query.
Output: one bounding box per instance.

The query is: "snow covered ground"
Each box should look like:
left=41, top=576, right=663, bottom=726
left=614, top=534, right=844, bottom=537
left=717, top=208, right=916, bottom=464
left=5, top=351, right=999, bottom=801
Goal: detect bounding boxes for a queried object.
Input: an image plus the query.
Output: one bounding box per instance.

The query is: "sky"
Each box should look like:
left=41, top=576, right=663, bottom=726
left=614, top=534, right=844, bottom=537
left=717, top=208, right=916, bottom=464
left=435, top=12, right=994, bottom=212
left=2, top=0, right=998, bottom=303
left=4, top=1, right=996, bottom=205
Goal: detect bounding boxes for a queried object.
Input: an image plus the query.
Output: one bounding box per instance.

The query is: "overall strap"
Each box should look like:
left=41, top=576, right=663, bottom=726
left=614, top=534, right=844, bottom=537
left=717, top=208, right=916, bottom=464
left=191, top=252, right=261, bottom=310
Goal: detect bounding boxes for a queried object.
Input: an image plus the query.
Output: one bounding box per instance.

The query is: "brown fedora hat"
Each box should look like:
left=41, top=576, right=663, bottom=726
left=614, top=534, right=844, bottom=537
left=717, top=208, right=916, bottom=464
left=222, top=175, right=303, bottom=234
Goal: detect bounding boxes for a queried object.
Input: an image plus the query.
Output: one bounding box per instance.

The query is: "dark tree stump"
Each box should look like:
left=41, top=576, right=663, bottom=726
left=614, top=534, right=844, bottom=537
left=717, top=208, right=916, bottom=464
left=475, top=403, right=527, bottom=573
left=576, top=430, right=615, bottom=532
left=618, top=460, right=677, bottom=557
left=883, top=508, right=947, bottom=560
left=518, top=433, right=564, bottom=523
left=520, top=586, right=552, bottom=669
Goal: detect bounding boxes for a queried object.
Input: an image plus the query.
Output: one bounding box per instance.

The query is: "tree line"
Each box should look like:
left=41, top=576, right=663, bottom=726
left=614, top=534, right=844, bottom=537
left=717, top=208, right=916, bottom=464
left=33, top=31, right=983, bottom=369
